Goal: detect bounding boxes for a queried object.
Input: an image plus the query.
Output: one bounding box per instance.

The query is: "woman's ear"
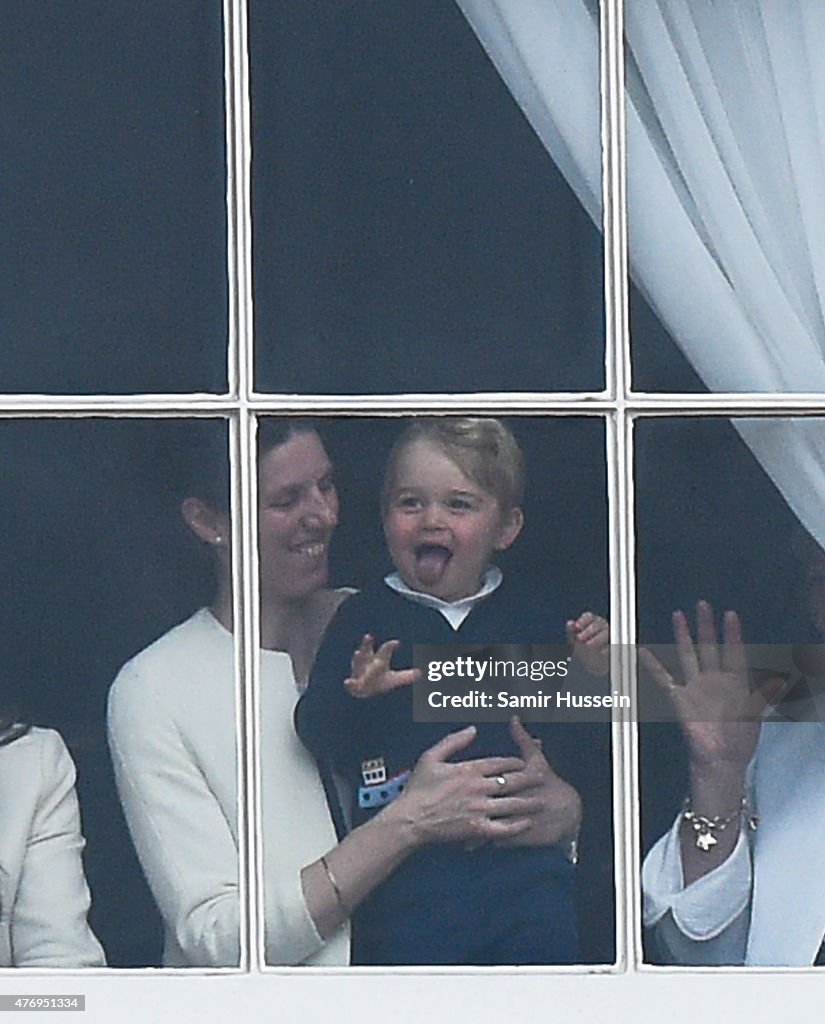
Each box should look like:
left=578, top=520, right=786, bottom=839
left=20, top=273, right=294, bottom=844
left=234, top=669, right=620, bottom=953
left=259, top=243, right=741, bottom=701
left=494, top=507, right=524, bottom=552
left=180, top=497, right=230, bottom=548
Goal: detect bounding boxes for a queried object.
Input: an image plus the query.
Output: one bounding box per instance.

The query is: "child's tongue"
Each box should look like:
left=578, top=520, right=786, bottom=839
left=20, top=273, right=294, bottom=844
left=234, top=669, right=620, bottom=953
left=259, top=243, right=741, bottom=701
left=415, top=545, right=451, bottom=586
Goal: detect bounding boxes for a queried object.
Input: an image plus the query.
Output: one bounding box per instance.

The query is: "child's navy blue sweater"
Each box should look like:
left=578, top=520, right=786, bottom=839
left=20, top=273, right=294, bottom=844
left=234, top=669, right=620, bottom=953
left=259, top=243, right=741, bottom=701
left=295, top=577, right=614, bottom=965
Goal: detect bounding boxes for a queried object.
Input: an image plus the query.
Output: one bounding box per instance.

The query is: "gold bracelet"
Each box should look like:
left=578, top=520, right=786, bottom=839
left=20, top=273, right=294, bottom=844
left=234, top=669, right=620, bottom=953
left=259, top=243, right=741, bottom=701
left=681, top=796, right=758, bottom=852
left=320, top=855, right=351, bottom=917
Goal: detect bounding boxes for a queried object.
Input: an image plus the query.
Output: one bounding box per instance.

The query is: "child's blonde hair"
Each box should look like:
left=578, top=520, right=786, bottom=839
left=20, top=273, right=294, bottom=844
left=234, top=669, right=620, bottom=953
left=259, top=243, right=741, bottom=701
left=382, top=417, right=525, bottom=512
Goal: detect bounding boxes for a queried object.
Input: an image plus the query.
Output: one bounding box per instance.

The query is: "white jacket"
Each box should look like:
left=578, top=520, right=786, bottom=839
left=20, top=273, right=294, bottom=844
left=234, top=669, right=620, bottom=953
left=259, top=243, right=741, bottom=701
left=644, top=720, right=825, bottom=965
left=107, top=609, right=348, bottom=967
left=0, top=728, right=104, bottom=967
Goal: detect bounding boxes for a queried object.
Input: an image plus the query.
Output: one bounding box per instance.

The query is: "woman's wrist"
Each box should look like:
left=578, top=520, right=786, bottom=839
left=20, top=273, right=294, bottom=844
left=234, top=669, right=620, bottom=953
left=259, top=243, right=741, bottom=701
left=375, top=790, right=429, bottom=854
left=688, top=760, right=748, bottom=816
left=302, top=808, right=421, bottom=940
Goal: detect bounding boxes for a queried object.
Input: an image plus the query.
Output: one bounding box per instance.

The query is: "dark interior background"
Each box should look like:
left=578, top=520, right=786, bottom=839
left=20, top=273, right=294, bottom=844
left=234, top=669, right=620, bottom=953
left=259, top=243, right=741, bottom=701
left=249, top=0, right=606, bottom=393
left=0, top=2, right=227, bottom=394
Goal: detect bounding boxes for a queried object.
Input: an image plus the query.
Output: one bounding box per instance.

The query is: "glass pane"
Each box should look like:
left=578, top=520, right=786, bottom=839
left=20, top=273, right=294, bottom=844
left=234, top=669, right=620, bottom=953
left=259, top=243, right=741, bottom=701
left=1, top=4, right=227, bottom=393
left=636, top=417, right=822, bottom=965
left=0, top=418, right=238, bottom=967
left=250, top=1, right=603, bottom=394
left=258, top=415, right=614, bottom=966
left=627, top=5, right=825, bottom=394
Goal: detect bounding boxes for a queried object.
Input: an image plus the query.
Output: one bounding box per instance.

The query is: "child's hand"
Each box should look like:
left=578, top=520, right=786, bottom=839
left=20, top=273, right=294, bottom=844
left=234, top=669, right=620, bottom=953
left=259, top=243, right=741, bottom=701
left=344, top=634, right=422, bottom=699
left=566, top=611, right=610, bottom=677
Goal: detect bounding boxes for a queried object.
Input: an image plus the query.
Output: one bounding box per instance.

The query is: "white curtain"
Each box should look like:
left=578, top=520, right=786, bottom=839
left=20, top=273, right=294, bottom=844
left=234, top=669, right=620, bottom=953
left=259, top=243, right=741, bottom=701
left=456, top=0, right=825, bottom=548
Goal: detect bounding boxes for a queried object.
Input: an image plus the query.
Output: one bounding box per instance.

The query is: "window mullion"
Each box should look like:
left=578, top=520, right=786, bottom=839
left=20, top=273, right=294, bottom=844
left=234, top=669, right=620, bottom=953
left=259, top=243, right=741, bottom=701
left=602, top=0, right=636, bottom=973
left=224, top=0, right=258, bottom=973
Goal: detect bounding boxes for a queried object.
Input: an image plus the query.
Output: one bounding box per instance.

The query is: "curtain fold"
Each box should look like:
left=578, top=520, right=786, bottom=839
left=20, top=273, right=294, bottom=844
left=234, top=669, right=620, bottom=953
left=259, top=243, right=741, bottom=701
left=457, top=0, right=825, bottom=547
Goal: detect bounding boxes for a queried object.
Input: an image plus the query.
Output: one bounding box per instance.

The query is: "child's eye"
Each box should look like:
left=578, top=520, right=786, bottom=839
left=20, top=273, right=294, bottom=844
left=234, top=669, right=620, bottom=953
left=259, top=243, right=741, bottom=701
left=318, top=474, right=336, bottom=495
left=446, top=498, right=474, bottom=511
left=395, top=495, right=422, bottom=510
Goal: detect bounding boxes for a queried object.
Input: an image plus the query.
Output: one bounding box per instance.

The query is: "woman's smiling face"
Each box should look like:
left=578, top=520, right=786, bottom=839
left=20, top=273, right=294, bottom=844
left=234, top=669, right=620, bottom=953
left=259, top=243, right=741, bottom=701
left=382, top=440, right=522, bottom=602
left=258, top=430, right=339, bottom=603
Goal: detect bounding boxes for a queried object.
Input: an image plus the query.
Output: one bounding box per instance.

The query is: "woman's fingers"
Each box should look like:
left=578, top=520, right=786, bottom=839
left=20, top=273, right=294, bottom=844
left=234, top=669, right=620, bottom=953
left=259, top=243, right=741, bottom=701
left=484, top=794, right=545, bottom=819
left=672, top=609, right=700, bottom=683
left=468, top=755, right=527, bottom=777
left=670, top=602, right=747, bottom=687
left=508, top=715, right=542, bottom=758
left=720, top=610, right=746, bottom=677
left=479, top=816, right=533, bottom=840
left=484, top=769, right=541, bottom=797
left=696, top=600, right=721, bottom=672
left=638, top=647, right=677, bottom=691
left=419, top=725, right=478, bottom=763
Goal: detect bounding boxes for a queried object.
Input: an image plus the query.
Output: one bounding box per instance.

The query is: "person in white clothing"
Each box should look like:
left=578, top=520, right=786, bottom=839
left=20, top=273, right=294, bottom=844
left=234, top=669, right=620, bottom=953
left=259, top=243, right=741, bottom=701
left=0, top=720, right=104, bottom=967
left=108, top=419, right=573, bottom=967
left=640, top=585, right=825, bottom=966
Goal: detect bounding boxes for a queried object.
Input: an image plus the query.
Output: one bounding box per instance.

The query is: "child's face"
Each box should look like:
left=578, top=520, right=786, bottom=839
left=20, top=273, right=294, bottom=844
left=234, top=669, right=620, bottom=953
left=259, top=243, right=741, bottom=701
left=382, top=440, right=523, bottom=602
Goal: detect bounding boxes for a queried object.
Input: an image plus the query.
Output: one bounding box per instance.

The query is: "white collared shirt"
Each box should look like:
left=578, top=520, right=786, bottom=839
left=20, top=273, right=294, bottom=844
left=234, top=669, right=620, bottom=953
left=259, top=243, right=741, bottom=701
left=383, top=566, right=503, bottom=630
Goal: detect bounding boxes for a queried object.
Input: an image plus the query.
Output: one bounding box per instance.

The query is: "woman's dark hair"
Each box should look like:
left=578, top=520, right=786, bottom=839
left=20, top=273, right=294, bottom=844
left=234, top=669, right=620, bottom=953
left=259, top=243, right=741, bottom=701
left=0, top=707, right=29, bottom=748
left=257, top=419, right=322, bottom=470
left=163, top=417, right=324, bottom=514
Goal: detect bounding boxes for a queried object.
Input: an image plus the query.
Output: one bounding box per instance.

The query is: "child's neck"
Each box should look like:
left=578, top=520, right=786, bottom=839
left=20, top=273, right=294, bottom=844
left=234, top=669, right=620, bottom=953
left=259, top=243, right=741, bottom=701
left=392, top=566, right=498, bottom=604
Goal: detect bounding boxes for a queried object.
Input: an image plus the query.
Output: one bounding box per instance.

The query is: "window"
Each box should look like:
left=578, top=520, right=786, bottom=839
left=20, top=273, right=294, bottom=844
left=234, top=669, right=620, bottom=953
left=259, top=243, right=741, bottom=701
left=2, top=0, right=819, bottom=1019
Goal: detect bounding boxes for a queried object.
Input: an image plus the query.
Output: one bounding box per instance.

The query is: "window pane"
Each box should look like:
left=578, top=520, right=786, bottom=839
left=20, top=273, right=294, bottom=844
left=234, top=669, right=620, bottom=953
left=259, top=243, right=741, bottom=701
left=627, top=5, right=825, bottom=394
left=0, top=418, right=239, bottom=967
left=250, top=2, right=603, bottom=394
left=1, top=3, right=227, bottom=394
left=636, top=417, right=819, bottom=965
left=259, top=415, right=614, bottom=966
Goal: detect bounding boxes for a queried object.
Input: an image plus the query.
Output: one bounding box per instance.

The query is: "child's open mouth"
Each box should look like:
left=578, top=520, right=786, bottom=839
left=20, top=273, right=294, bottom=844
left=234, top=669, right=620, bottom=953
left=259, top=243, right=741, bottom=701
left=414, top=544, right=452, bottom=585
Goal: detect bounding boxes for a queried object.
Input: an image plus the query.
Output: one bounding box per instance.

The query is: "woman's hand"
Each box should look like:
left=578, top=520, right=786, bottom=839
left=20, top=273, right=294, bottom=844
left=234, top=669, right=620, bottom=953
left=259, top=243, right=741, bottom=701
left=639, top=602, right=781, bottom=775
left=305, top=721, right=580, bottom=938
left=494, top=717, right=582, bottom=850
left=344, top=634, right=421, bottom=698
left=640, top=602, right=785, bottom=883
left=387, top=725, right=542, bottom=846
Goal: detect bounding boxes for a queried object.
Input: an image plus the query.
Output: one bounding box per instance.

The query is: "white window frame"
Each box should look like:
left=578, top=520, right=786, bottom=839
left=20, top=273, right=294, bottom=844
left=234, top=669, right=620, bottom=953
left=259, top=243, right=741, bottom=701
left=2, top=0, right=824, bottom=1019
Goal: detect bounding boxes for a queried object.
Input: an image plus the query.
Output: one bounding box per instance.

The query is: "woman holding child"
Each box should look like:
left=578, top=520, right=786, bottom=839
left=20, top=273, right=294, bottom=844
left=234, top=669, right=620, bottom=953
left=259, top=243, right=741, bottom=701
left=108, top=417, right=610, bottom=966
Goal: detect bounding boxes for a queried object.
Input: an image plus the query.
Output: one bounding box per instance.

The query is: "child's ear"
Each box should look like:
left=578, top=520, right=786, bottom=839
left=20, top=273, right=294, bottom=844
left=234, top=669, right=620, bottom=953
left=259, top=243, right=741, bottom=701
left=181, top=497, right=230, bottom=548
left=494, top=507, right=524, bottom=551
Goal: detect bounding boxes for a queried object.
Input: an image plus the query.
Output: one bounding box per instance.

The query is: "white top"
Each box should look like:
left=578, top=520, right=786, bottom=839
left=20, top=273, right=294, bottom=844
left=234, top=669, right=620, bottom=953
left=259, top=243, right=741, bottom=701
left=0, top=728, right=104, bottom=967
left=643, top=815, right=752, bottom=942
left=107, top=609, right=349, bottom=967
left=642, top=719, right=825, bottom=965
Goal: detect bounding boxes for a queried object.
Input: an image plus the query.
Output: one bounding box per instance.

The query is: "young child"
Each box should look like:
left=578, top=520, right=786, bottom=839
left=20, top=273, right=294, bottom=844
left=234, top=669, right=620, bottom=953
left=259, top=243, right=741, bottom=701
left=295, top=417, right=612, bottom=965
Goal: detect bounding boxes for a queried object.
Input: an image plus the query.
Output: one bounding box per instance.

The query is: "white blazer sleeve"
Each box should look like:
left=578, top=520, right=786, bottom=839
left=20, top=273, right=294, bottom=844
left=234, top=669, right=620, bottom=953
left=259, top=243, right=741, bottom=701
left=10, top=731, right=105, bottom=968
left=642, top=813, right=752, bottom=964
left=107, top=666, right=240, bottom=967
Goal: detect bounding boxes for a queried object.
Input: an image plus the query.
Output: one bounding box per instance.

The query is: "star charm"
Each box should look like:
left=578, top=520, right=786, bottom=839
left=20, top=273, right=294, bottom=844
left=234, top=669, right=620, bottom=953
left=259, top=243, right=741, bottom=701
left=696, top=831, right=717, bottom=851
